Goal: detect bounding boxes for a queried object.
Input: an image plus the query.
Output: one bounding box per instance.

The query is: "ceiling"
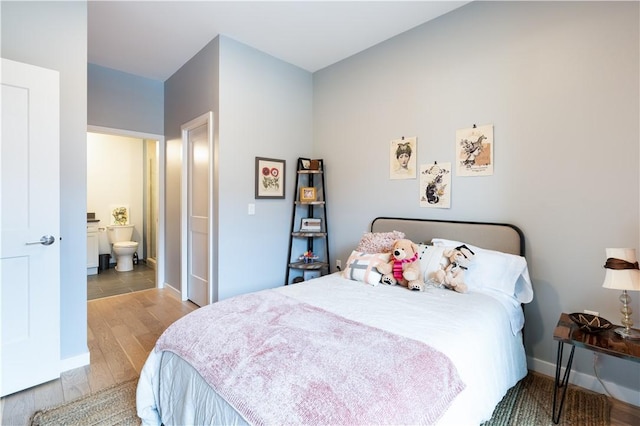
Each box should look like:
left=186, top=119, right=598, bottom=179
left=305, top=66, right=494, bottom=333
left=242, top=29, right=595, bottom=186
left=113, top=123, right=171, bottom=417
left=88, top=1, right=470, bottom=81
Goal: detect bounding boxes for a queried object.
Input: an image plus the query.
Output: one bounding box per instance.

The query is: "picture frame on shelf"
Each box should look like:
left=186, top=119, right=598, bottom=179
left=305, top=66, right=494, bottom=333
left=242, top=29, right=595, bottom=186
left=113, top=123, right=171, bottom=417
left=300, top=187, right=317, bottom=202
left=255, top=157, right=286, bottom=199
left=300, top=218, right=321, bottom=232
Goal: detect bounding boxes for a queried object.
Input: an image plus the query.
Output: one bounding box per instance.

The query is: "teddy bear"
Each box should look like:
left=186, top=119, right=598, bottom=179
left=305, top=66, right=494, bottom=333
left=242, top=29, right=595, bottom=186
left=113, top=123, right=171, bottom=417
left=431, top=244, right=475, bottom=293
left=376, top=239, right=424, bottom=291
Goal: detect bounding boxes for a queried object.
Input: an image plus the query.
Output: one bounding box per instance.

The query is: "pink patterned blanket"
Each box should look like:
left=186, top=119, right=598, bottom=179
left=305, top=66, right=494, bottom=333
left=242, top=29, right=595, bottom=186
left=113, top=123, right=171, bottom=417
left=155, top=290, right=465, bottom=425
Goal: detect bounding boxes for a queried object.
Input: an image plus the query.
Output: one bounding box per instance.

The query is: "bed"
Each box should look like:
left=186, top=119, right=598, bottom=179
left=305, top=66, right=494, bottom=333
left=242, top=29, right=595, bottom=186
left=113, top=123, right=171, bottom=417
left=137, top=217, right=533, bottom=425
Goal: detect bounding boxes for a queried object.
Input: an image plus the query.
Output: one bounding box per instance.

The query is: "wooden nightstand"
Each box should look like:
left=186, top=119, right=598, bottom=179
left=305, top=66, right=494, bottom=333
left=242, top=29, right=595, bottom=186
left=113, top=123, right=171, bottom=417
left=552, top=312, right=640, bottom=424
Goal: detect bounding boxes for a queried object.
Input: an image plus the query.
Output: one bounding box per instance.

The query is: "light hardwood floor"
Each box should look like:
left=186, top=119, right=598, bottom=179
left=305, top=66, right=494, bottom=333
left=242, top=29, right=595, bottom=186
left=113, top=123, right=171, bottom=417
left=1, top=288, right=638, bottom=425
left=1, top=288, right=197, bottom=425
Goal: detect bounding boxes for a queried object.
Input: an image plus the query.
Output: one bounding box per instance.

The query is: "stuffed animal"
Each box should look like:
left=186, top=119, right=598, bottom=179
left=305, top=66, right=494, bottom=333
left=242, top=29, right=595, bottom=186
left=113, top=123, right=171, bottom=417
left=377, top=239, right=424, bottom=291
left=432, top=244, right=475, bottom=293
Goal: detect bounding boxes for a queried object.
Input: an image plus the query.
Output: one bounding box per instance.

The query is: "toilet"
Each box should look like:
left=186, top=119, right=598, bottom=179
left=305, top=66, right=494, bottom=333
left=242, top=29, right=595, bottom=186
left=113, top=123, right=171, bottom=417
left=106, top=225, right=139, bottom=272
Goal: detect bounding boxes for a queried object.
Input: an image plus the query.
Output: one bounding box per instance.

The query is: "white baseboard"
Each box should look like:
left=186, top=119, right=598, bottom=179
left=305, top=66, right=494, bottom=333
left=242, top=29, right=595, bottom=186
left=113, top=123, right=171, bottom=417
left=163, top=283, right=180, bottom=296
left=60, top=350, right=90, bottom=373
left=527, top=356, right=640, bottom=407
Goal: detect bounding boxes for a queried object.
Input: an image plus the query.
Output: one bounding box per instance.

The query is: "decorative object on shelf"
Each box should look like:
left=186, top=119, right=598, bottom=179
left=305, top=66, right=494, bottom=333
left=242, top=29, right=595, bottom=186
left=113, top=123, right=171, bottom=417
left=389, top=136, right=417, bottom=180
left=568, top=312, right=613, bottom=333
left=255, top=157, right=285, bottom=199
left=299, top=251, right=319, bottom=263
left=456, top=124, right=494, bottom=177
left=419, top=162, right=451, bottom=209
left=602, top=247, right=640, bottom=339
left=309, top=160, right=321, bottom=170
left=300, top=218, right=321, bottom=232
left=300, top=187, right=317, bottom=202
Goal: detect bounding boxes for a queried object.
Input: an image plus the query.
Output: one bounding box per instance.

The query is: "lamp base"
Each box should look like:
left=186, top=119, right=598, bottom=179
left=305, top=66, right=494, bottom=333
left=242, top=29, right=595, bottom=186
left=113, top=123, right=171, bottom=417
left=614, top=326, right=640, bottom=340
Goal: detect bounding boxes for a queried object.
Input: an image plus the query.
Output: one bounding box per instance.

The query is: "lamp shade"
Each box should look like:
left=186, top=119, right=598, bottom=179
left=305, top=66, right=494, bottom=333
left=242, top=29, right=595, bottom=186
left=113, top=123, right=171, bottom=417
left=603, top=248, right=640, bottom=291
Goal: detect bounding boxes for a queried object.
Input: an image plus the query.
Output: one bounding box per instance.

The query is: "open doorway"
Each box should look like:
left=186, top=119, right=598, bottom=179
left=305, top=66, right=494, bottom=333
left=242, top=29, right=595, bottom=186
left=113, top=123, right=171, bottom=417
left=86, top=126, right=165, bottom=299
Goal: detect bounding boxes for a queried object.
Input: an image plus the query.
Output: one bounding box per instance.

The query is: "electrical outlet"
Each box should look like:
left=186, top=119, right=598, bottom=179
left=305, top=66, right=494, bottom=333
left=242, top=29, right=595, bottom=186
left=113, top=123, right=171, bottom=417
left=336, top=259, right=342, bottom=270
left=584, top=309, right=599, bottom=316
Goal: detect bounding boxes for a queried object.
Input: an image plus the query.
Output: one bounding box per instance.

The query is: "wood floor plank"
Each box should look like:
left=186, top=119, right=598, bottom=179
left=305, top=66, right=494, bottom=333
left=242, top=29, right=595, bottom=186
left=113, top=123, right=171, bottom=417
left=60, top=367, right=91, bottom=402
left=85, top=338, right=116, bottom=392
left=33, top=379, right=64, bottom=410
left=1, top=386, right=35, bottom=425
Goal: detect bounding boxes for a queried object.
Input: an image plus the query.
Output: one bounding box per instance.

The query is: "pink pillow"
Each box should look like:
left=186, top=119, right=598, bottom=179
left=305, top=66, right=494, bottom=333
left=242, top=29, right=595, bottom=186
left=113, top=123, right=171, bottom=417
left=355, top=231, right=405, bottom=254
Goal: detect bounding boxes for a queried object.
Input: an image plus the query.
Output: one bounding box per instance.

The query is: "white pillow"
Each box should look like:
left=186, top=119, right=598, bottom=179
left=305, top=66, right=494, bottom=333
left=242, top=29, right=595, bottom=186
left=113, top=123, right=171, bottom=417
left=341, top=251, right=391, bottom=286
left=416, top=244, right=448, bottom=284
left=431, top=238, right=533, bottom=303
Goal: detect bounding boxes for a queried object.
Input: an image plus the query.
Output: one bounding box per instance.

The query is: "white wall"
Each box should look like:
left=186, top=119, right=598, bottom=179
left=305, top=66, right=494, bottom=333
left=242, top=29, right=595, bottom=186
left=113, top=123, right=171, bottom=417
left=314, top=1, right=639, bottom=400
left=87, top=132, right=144, bottom=258
left=1, top=1, right=89, bottom=364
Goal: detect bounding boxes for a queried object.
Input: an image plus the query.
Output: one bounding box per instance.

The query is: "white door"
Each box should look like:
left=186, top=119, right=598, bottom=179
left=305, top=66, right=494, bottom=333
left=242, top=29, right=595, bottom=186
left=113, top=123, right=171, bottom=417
left=182, top=116, right=211, bottom=307
left=0, top=58, right=60, bottom=396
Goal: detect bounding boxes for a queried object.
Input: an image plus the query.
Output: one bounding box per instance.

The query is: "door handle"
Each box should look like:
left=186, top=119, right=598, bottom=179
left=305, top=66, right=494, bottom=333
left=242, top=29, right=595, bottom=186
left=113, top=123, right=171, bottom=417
left=25, top=235, right=55, bottom=246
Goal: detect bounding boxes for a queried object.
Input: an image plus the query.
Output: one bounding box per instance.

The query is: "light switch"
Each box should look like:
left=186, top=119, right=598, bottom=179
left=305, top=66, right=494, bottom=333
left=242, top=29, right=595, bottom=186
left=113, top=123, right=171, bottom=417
left=248, top=203, right=255, bottom=215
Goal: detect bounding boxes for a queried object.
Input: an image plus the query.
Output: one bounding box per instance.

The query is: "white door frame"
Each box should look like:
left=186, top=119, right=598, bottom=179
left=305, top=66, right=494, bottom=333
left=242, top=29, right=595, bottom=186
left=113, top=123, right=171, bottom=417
left=181, top=112, right=215, bottom=304
left=87, top=125, right=166, bottom=288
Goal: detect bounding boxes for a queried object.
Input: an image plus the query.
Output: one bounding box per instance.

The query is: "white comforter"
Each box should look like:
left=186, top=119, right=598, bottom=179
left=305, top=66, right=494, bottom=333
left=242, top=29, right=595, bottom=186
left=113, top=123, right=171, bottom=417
left=138, top=273, right=528, bottom=425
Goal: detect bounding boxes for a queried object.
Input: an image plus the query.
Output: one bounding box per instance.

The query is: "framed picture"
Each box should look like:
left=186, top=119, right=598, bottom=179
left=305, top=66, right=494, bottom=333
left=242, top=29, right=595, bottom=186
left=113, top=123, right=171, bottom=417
left=255, top=157, right=285, bottom=199
left=300, top=186, right=317, bottom=203
left=300, top=187, right=317, bottom=202
left=300, top=217, right=321, bottom=232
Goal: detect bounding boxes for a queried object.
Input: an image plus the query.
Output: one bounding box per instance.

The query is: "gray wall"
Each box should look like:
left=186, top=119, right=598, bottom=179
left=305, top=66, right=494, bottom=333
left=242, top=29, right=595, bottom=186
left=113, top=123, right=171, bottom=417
left=88, top=63, right=164, bottom=135
left=164, top=35, right=313, bottom=300
left=164, top=36, right=220, bottom=295
left=1, top=1, right=88, bottom=361
left=314, top=1, right=639, bottom=396
left=217, top=36, right=313, bottom=299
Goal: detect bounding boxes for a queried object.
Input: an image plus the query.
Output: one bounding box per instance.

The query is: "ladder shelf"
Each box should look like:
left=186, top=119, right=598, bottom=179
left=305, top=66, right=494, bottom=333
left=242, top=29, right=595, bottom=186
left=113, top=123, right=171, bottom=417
left=285, top=158, right=330, bottom=285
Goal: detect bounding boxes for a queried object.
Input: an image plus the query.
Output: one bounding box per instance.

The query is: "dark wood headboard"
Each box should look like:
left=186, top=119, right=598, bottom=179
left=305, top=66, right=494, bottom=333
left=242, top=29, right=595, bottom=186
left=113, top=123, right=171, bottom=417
left=371, top=217, right=525, bottom=256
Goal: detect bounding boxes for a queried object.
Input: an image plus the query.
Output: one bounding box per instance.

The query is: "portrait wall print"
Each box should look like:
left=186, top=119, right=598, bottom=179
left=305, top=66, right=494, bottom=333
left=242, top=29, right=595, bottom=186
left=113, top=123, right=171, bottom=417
left=420, top=162, right=451, bottom=208
left=389, top=136, right=417, bottom=179
left=456, top=124, right=494, bottom=176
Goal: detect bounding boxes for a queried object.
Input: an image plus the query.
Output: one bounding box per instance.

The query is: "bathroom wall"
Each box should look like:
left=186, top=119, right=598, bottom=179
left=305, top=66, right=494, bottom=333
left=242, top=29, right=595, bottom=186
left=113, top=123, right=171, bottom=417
left=87, top=132, right=144, bottom=259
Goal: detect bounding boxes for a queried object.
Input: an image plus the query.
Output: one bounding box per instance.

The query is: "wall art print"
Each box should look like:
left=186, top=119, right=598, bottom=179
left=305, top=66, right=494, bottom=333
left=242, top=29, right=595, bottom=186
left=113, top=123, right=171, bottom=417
left=110, top=205, right=129, bottom=225
left=255, top=157, right=285, bottom=199
left=389, top=136, right=417, bottom=180
left=456, top=124, right=494, bottom=176
left=419, top=162, right=451, bottom=209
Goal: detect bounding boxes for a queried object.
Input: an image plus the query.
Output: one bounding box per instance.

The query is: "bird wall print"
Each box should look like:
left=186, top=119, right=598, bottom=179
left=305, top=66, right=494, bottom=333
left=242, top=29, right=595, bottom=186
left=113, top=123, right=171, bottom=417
left=456, top=124, right=494, bottom=176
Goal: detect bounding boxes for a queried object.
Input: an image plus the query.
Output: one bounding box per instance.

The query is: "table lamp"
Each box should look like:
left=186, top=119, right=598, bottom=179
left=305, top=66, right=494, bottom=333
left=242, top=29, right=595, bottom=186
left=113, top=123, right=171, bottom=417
left=602, top=248, right=640, bottom=339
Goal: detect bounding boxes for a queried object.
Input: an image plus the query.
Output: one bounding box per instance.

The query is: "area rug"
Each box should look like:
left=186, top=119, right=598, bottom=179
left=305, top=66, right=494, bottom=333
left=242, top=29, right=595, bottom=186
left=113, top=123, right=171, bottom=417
left=30, top=378, right=140, bottom=426
left=30, top=373, right=610, bottom=425
left=482, top=372, right=611, bottom=426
